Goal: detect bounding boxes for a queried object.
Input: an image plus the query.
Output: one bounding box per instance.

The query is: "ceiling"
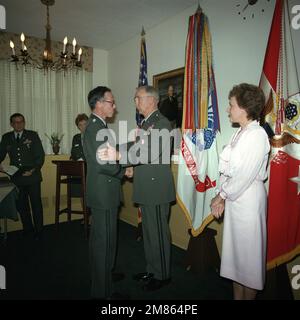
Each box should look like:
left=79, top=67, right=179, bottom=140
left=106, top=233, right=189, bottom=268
left=1, top=0, right=196, bottom=50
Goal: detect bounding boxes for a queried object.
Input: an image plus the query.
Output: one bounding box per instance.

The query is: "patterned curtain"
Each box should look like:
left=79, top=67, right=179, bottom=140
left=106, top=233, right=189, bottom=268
left=0, top=60, right=92, bottom=155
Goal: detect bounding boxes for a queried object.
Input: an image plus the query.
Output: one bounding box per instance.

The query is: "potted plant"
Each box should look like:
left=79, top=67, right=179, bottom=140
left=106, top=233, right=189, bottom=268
left=45, top=132, right=64, bottom=155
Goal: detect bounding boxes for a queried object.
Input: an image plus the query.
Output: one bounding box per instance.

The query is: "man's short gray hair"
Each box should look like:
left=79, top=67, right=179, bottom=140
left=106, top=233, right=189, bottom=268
left=137, top=85, right=159, bottom=101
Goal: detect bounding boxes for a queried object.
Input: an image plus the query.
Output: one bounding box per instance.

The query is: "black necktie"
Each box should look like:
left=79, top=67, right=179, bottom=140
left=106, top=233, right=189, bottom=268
left=16, top=133, right=20, bottom=143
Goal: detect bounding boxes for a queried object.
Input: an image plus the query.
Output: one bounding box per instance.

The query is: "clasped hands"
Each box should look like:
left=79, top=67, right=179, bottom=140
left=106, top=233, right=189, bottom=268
left=98, top=142, right=120, bottom=162
left=210, top=194, right=225, bottom=219
left=98, top=143, right=133, bottom=178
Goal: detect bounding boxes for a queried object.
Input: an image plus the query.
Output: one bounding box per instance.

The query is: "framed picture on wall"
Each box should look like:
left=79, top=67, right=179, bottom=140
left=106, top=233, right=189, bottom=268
left=153, top=67, right=184, bottom=128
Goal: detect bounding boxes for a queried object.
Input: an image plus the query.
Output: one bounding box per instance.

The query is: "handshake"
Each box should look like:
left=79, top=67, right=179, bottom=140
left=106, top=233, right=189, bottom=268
left=125, top=167, right=133, bottom=178
left=97, top=143, right=133, bottom=179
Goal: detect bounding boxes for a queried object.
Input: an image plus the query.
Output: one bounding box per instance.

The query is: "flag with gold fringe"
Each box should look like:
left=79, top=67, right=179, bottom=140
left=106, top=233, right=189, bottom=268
left=177, top=6, right=220, bottom=236
left=259, top=0, right=300, bottom=269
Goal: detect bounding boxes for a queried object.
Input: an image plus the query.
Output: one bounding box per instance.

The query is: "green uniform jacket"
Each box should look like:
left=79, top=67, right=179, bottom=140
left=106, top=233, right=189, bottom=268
left=120, top=110, right=176, bottom=205
left=70, top=133, right=85, bottom=161
left=0, top=130, right=45, bottom=186
left=83, top=114, right=125, bottom=209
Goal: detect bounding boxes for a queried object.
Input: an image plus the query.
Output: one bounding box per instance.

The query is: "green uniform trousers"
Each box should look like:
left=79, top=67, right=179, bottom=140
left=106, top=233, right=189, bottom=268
left=141, top=203, right=171, bottom=280
left=89, top=207, right=118, bottom=299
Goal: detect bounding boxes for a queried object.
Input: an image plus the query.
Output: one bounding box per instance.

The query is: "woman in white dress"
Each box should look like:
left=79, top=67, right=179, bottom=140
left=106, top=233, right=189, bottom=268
left=210, top=83, right=270, bottom=300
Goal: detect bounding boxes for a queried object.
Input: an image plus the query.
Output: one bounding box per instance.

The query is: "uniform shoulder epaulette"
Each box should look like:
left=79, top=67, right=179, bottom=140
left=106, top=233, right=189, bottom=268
left=25, top=129, right=37, bottom=135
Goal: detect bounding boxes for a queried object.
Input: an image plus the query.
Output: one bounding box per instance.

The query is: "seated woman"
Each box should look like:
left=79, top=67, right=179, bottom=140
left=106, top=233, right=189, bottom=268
left=70, top=113, right=88, bottom=161
left=70, top=113, right=90, bottom=224
left=69, top=114, right=88, bottom=215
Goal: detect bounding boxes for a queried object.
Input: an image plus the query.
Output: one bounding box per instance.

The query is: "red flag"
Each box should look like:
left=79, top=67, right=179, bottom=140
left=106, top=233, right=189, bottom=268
left=259, top=0, right=300, bottom=269
left=267, top=151, right=300, bottom=267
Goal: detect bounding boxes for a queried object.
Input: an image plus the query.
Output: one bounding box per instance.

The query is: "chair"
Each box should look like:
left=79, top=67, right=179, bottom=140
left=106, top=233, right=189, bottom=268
left=52, top=160, right=89, bottom=238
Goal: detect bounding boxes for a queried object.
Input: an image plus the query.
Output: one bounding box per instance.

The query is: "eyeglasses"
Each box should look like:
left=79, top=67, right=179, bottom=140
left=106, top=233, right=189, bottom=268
left=133, top=95, right=152, bottom=102
left=12, top=120, right=24, bottom=124
left=103, top=100, right=116, bottom=106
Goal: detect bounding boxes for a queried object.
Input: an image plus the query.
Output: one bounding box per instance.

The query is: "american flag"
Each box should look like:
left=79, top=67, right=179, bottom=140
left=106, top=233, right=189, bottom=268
left=136, top=27, right=148, bottom=126
left=135, top=27, right=148, bottom=239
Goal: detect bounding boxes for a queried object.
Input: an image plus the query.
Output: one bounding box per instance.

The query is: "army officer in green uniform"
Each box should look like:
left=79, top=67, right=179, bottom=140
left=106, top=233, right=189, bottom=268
left=83, top=86, right=129, bottom=300
left=99, top=85, right=176, bottom=291
left=0, top=113, right=45, bottom=239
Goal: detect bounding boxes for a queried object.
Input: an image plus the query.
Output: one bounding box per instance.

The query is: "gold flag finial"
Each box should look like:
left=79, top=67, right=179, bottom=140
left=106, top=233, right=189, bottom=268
left=141, top=26, right=146, bottom=37
left=196, top=1, right=202, bottom=13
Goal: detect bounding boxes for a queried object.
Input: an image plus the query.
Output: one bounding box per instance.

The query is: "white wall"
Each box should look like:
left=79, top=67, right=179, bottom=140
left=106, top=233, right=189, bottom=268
left=92, top=48, right=109, bottom=87
left=290, top=0, right=300, bottom=73
left=95, top=0, right=300, bottom=149
left=106, top=0, right=280, bottom=149
left=91, top=0, right=300, bottom=128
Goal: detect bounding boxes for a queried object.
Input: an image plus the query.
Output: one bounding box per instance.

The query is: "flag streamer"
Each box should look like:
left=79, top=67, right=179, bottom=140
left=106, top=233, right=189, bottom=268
left=177, top=9, right=220, bottom=236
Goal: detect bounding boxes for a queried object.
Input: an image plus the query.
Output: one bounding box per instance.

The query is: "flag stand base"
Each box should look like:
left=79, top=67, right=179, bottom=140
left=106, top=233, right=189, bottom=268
left=257, top=264, right=294, bottom=300
left=184, top=227, right=220, bottom=274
